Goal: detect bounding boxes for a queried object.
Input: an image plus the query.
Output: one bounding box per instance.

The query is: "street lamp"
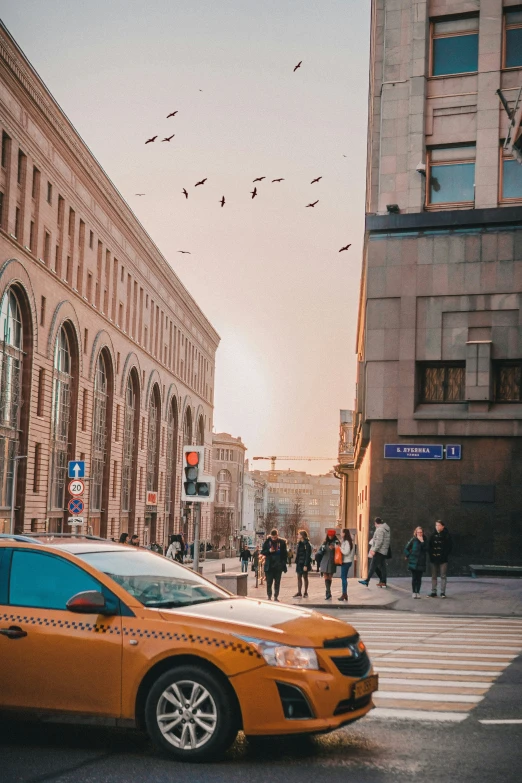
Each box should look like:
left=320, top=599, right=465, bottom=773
left=9, top=454, right=27, bottom=535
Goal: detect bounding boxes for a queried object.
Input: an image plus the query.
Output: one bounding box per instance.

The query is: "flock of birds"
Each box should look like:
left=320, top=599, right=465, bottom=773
left=135, top=61, right=352, bottom=255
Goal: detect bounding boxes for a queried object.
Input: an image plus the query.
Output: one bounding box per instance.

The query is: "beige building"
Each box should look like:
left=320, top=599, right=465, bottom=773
left=354, top=1, right=522, bottom=574
left=335, top=410, right=358, bottom=549
left=211, top=433, right=247, bottom=549
left=0, top=24, right=219, bottom=546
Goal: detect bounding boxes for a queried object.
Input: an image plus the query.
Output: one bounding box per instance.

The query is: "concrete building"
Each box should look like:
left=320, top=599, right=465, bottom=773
left=0, top=24, right=219, bottom=545
left=335, top=410, right=358, bottom=554
left=242, top=464, right=268, bottom=544
left=251, top=469, right=340, bottom=547
left=354, top=1, right=522, bottom=574
left=211, top=433, right=246, bottom=549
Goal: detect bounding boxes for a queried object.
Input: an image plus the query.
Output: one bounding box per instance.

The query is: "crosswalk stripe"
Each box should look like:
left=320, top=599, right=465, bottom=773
left=375, top=691, right=483, bottom=703
left=378, top=677, right=492, bottom=689
left=376, top=667, right=500, bottom=677
left=369, top=708, right=469, bottom=722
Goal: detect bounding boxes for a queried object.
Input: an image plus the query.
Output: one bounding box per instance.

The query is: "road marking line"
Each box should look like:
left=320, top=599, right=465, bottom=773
left=368, top=708, right=469, bottom=722
left=371, top=658, right=508, bottom=668
left=376, top=667, right=501, bottom=677
left=378, top=677, right=493, bottom=689
left=372, top=651, right=516, bottom=659
left=479, top=720, right=522, bottom=725
left=375, top=691, right=483, bottom=703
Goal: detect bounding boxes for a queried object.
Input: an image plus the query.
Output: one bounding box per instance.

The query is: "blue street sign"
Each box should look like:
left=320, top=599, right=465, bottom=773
left=68, top=497, right=84, bottom=515
left=445, top=445, right=462, bottom=460
left=68, top=460, right=85, bottom=479
left=384, top=444, right=443, bottom=460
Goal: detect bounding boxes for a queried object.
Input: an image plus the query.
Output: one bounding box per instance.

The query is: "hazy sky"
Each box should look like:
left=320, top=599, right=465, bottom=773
left=2, top=0, right=370, bottom=475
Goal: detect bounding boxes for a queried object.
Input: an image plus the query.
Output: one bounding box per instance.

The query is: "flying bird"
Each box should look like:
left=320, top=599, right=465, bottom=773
left=195, top=178, right=207, bottom=187
left=251, top=187, right=258, bottom=199
left=294, top=61, right=302, bottom=72
left=311, top=176, right=322, bottom=184
left=339, top=244, right=351, bottom=253
left=306, top=200, right=319, bottom=208
left=182, top=188, right=188, bottom=199
left=145, top=136, right=157, bottom=144
left=162, top=134, right=175, bottom=142
left=167, top=111, right=178, bottom=118
left=178, top=250, right=191, bottom=254
left=253, top=176, right=266, bottom=182
left=220, top=196, right=225, bottom=207
left=135, top=193, right=145, bottom=196
left=272, top=178, right=285, bottom=182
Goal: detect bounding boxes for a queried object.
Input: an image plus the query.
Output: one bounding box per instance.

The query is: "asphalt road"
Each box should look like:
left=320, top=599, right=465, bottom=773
left=2, top=651, right=521, bottom=783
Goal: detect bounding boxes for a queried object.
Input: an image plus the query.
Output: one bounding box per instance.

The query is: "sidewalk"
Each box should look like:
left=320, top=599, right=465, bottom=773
left=202, top=562, right=522, bottom=615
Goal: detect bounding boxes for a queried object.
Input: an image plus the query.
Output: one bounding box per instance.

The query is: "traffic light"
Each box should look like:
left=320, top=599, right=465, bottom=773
left=181, top=446, right=215, bottom=502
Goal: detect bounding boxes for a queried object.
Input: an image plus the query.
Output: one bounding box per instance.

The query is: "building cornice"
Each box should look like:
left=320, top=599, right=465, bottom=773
left=0, top=23, right=220, bottom=350
left=366, top=206, right=522, bottom=235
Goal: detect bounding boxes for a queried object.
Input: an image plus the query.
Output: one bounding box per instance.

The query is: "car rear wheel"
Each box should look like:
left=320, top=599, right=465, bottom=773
left=144, top=665, right=239, bottom=762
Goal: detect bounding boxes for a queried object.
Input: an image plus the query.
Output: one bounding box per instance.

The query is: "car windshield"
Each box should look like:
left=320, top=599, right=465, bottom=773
left=78, top=550, right=229, bottom=608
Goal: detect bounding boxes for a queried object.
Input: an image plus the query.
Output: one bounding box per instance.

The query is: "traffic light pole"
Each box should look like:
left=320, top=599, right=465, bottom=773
left=193, top=502, right=201, bottom=573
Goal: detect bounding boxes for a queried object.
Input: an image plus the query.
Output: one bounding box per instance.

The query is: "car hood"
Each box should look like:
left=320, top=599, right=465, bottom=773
left=160, top=598, right=357, bottom=647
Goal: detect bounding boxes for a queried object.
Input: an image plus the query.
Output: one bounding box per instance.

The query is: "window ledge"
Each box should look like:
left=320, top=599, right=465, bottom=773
left=428, top=72, right=478, bottom=80
left=414, top=404, right=522, bottom=420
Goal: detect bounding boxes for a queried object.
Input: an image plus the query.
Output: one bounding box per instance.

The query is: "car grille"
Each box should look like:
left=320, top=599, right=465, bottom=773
left=323, top=633, right=359, bottom=649
left=331, top=652, right=371, bottom=679
left=334, top=694, right=372, bottom=716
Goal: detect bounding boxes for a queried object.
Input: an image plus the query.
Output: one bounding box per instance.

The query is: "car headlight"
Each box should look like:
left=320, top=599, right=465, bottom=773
left=235, top=635, right=319, bottom=670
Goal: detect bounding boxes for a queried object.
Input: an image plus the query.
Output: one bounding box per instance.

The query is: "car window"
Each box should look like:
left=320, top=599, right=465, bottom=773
left=78, top=550, right=228, bottom=608
left=9, top=550, right=101, bottom=610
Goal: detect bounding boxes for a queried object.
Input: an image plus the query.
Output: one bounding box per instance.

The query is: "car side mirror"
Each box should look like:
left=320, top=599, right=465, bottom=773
left=66, top=590, right=115, bottom=616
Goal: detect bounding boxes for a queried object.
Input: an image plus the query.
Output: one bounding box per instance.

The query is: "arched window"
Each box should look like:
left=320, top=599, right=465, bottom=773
left=217, top=469, right=231, bottom=483
left=165, top=397, right=178, bottom=525
left=121, top=371, right=138, bottom=513
left=50, top=326, right=72, bottom=511
left=183, top=407, right=192, bottom=446
left=90, top=353, right=109, bottom=512
left=0, top=288, right=23, bottom=509
left=197, top=415, right=204, bottom=446
left=146, top=386, right=160, bottom=497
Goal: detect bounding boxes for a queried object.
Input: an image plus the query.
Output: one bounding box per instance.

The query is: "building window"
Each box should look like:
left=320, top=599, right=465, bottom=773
left=32, top=167, right=39, bottom=199
left=500, top=152, right=522, bottom=202
left=37, top=368, right=45, bottom=416
left=431, top=17, right=479, bottom=76
left=17, top=149, right=25, bottom=184
left=50, top=326, right=72, bottom=510
left=121, top=373, right=138, bottom=512
left=0, top=288, right=23, bottom=508
left=147, top=387, right=160, bottom=498
left=183, top=406, right=192, bottom=446
left=47, top=182, right=52, bottom=204
left=419, top=363, right=465, bottom=403
left=1, top=132, right=10, bottom=169
left=0, top=191, right=4, bottom=228
left=504, top=10, right=522, bottom=69
left=29, top=221, right=35, bottom=252
left=14, top=207, right=21, bottom=240
left=165, top=399, right=178, bottom=519
left=494, top=361, right=522, bottom=402
left=43, top=231, right=51, bottom=265
left=90, top=353, right=109, bottom=512
left=427, top=146, right=475, bottom=207
left=33, top=443, right=41, bottom=493
left=89, top=230, right=94, bottom=249
left=218, top=469, right=231, bottom=483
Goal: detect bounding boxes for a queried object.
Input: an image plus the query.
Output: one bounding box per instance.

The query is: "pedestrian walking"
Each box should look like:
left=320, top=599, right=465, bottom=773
left=293, top=530, right=312, bottom=598
left=239, top=545, right=251, bottom=573
left=118, top=532, right=129, bottom=544
left=251, top=545, right=260, bottom=573
left=320, top=529, right=339, bottom=600
left=338, top=528, right=354, bottom=602
left=261, top=529, right=288, bottom=601
left=358, top=517, right=391, bottom=588
left=166, top=535, right=181, bottom=560
left=287, top=547, right=294, bottom=567
left=404, top=526, right=428, bottom=598
left=428, top=520, right=452, bottom=598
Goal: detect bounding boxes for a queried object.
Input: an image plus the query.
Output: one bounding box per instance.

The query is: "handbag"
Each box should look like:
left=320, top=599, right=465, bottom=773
left=334, top=545, right=343, bottom=566
left=386, top=545, right=392, bottom=560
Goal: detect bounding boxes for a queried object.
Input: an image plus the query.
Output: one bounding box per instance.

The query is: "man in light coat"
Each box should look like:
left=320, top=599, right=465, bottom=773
left=358, top=517, right=391, bottom=588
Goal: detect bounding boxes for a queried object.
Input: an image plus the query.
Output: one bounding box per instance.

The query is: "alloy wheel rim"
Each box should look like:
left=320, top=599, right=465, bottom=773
left=156, top=679, right=218, bottom=750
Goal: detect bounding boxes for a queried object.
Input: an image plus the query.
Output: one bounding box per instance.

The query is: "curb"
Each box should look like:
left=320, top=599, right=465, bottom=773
left=290, top=602, right=398, bottom=610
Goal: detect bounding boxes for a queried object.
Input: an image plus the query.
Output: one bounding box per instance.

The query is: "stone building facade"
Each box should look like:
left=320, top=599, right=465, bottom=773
left=354, top=0, right=522, bottom=574
left=211, top=433, right=246, bottom=548
left=0, top=24, right=219, bottom=545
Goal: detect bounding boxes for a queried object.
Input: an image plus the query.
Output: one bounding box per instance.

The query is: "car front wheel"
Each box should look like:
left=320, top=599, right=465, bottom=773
left=144, top=665, right=239, bottom=762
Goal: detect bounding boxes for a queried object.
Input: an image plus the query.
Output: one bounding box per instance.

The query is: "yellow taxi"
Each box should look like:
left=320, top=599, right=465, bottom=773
left=0, top=534, right=377, bottom=761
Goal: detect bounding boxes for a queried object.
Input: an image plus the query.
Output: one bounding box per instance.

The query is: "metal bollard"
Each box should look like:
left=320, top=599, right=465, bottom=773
left=198, top=566, right=203, bottom=575
left=222, top=563, right=226, bottom=572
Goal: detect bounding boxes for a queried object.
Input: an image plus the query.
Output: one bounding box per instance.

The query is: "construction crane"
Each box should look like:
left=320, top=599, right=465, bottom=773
left=252, top=456, right=337, bottom=471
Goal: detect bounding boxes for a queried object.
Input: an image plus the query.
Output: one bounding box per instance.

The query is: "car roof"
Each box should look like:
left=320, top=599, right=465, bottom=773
left=0, top=536, right=135, bottom=555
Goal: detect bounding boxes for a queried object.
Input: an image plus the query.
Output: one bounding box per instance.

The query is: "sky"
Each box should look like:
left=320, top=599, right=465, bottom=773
left=2, top=0, right=371, bottom=475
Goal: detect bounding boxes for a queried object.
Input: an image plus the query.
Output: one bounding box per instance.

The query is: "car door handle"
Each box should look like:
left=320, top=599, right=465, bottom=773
left=0, top=626, right=28, bottom=639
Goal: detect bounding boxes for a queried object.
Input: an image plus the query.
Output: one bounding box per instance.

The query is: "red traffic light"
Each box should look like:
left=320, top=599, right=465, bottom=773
left=185, top=451, right=199, bottom=466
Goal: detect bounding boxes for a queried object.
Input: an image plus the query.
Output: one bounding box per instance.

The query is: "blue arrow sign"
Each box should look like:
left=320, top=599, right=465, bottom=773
left=384, top=444, right=443, bottom=460
left=68, top=498, right=85, bottom=515
left=68, top=460, right=85, bottom=479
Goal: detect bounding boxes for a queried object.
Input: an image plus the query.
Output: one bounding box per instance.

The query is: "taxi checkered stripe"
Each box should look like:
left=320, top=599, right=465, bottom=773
left=1, top=612, right=120, bottom=634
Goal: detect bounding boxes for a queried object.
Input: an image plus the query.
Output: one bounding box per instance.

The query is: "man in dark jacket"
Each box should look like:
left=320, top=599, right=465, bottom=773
left=239, top=545, right=251, bottom=573
left=428, top=520, right=452, bottom=598
left=261, top=528, right=288, bottom=601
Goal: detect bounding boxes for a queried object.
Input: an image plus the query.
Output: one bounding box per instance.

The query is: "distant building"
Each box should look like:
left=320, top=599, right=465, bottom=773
left=211, top=433, right=246, bottom=549
left=335, top=409, right=358, bottom=534
left=251, top=469, right=340, bottom=547
left=242, top=463, right=268, bottom=544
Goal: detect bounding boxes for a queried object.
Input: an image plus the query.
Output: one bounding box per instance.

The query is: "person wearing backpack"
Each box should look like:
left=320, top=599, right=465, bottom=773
left=359, top=517, right=391, bottom=588
left=404, top=526, right=428, bottom=598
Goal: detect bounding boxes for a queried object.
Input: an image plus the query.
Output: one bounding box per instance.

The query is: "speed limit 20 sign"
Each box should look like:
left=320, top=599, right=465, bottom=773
left=68, top=479, right=85, bottom=497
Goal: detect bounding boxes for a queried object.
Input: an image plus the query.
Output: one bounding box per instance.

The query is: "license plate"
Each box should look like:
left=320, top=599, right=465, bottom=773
left=353, top=674, right=379, bottom=700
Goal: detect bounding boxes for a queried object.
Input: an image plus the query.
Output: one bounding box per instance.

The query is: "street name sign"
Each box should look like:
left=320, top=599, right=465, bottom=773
left=68, top=479, right=85, bottom=497
left=68, top=498, right=85, bottom=515
left=68, top=460, right=85, bottom=479
left=384, top=444, right=443, bottom=460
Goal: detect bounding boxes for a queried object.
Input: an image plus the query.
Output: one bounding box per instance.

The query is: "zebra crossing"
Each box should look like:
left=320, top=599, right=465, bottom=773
left=337, top=611, right=522, bottom=723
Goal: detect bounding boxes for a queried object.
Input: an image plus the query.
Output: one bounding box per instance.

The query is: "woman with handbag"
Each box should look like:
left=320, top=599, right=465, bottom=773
left=293, top=530, right=312, bottom=598
left=319, top=529, right=339, bottom=600
left=337, top=529, right=354, bottom=602
left=404, top=526, right=428, bottom=598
